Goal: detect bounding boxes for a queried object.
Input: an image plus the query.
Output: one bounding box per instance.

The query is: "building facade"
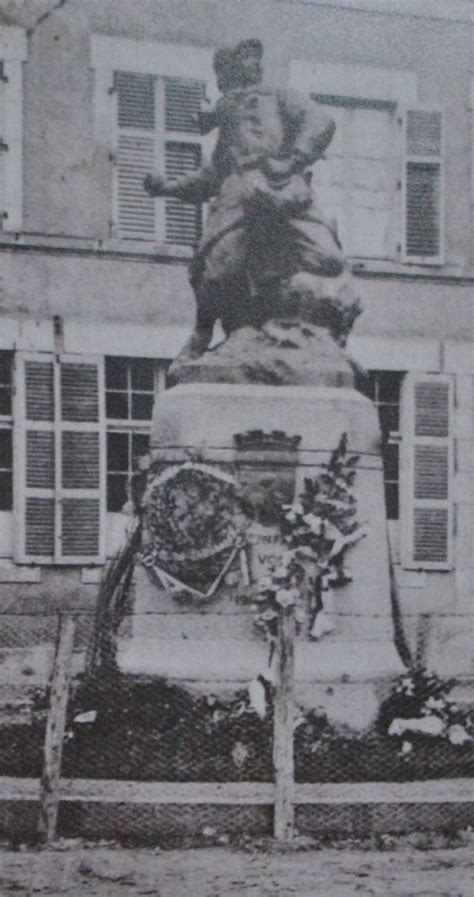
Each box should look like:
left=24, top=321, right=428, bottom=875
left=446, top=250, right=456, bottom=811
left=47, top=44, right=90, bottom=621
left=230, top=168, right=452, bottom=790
left=0, top=0, right=473, bottom=685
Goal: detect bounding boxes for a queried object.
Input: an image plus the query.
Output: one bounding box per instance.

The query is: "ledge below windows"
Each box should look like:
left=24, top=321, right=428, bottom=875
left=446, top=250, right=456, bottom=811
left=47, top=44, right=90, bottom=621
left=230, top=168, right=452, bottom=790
left=0, top=232, right=192, bottom=265
left=0, top=563, right=41, bottom=584
left=0, top=233, right=473, bottom=284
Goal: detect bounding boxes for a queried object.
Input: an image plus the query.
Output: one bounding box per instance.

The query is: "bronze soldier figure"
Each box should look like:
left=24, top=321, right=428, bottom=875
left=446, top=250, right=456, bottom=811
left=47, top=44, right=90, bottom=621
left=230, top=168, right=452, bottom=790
left=144, top=38, right=345, bottom=362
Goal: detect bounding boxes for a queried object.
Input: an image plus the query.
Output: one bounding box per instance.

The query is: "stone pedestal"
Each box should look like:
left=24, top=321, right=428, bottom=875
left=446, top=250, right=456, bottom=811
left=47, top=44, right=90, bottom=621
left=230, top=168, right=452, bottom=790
left=118, top=383, right=404, bottom=728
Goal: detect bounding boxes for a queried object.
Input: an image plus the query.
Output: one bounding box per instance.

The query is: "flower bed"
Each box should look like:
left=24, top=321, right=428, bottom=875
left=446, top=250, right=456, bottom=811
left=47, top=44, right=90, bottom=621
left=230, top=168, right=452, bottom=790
left=1, top=672, right=473, bottom=784
left=0, top=721, right=45, bottom=777
left=295, top=729, right=474, bottom=783
left=63, top=675, right=274, bottom=783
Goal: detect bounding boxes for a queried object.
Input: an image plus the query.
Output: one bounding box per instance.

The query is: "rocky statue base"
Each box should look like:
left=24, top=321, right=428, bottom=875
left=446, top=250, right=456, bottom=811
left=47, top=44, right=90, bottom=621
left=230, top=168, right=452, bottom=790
left=169, top=271, right=363, bottom=388
left=117, top=382, right=404, bottom=733
left=169, top=321, right=362, bottom=388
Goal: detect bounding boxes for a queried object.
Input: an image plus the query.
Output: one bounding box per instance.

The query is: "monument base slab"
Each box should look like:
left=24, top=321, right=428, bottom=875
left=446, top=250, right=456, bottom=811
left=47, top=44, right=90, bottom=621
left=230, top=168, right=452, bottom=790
left=118, top=382, right=404, bottom=729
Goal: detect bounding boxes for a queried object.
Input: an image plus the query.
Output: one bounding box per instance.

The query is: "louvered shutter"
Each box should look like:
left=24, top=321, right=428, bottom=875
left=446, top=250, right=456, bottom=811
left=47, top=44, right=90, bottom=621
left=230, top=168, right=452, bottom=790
left=14, top=354, right=56, bottom=562
left=401, top=374, right=453, bottom=570
left=14, top=353, right=106, bottom=565
left=56, top=355, right=106, bottom=563
left=115, top=71, right=157, bottom=239
left=161, top=76, right=204, bottom=246
left=114, top=71, right=205, bottom=244
left=402, top=108, right=444, bottom=263
left=165, top=141, right=202, bottom=244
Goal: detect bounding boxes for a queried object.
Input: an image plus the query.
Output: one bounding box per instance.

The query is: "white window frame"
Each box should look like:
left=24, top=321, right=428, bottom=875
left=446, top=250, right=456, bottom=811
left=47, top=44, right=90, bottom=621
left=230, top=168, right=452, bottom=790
left=105, top=356, right=167, bottom=513
left=368, top=370, right=404, bottom=522
left=90, top=35, right=217, bottom=244
left=0, top=26, right=26, bottom=232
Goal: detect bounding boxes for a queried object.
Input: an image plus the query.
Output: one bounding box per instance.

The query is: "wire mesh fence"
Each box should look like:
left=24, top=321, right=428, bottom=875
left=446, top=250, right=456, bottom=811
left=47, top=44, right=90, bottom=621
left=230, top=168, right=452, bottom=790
left=63, top=669, right=274, bottom=783
left=1, top=607, right=474, bottom=843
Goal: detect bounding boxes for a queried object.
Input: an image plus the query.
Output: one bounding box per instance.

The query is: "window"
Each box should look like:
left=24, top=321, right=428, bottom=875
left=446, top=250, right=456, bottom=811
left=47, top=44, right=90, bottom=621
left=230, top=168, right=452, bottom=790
left=105, top=355, right=156, bottom=421
left=115, top=71, right=205, bottom=244
left=366, top=371, right=404, bottom=520
left=0, top=351, right=13, bottom=510
left=290, top=61, right=443, bottom=264
left=366, top=370, right=453, bottom=569
left=105, top=356, right=167, bottom=511
left=313, top=99, right=443, bottom=263
left=91, top=36, right=216, bottom=246
left=14, top=353, right=106, bottom=564
left=0, top=27, right=27, bottom=232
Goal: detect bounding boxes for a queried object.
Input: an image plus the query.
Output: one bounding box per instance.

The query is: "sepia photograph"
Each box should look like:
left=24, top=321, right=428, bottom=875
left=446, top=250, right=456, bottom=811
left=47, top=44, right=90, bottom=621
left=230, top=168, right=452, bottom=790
left=0, top=0, right=473, bottom=893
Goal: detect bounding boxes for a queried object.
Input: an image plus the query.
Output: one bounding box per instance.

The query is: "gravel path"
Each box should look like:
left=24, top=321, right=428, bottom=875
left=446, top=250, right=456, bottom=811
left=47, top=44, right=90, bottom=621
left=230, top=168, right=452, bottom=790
left=0, top=846, right=473, bottom=896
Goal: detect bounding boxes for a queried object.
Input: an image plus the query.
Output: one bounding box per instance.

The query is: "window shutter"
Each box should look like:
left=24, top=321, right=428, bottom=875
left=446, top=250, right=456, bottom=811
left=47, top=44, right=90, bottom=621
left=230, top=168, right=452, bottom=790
left=162, top=76, right=204, bottom=246
left=164, top=78, right=203, bottom=133
left=401, top=373, right=453, bottom=570
left=56, top=355, right=106, bottom=564
left=165, top=141, right=202, bottom=244
left=14, top=353, right=106, bottom=565
left=401, top=108, right=444, bottom=264
left=114, top=71, right=205, bottom=245
left=115, top=71, right=157, bottom=239
left=14, top=354, right=56, bottom=563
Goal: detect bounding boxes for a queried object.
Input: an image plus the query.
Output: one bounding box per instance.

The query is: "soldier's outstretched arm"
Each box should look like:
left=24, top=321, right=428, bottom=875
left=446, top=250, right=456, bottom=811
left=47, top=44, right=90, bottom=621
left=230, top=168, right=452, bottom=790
left=143, top=160, right=219, bottom=203
left=144, top=132, right=229, bottom=203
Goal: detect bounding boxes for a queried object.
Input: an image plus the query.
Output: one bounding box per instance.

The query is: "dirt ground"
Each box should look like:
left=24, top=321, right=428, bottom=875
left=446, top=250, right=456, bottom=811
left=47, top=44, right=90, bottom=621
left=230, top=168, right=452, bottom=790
left=1, top=844, right=474, bottom=896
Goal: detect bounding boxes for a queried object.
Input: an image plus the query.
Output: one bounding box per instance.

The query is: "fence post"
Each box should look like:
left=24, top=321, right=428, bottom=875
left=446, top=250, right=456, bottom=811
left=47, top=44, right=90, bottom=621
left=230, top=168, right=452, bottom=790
left=38, top=613, right=76, bottom=844
left=273, top=605, right=295, bottom=840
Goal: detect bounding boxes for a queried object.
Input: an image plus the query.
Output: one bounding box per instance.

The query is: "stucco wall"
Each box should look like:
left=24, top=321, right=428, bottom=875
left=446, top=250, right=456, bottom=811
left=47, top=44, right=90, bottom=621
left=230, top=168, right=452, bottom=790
left=0, top=247, right=473, bottom=345
left=0, top=0, right=472, bottom=693
left=0, top=0, right=471, bottom=269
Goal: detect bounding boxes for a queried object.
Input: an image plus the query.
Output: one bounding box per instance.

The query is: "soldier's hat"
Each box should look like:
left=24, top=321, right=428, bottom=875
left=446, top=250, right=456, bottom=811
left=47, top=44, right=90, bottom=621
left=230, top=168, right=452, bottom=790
left=213, top=38, right=263, bottom=76
left=233, top=38, right=263, bottom=59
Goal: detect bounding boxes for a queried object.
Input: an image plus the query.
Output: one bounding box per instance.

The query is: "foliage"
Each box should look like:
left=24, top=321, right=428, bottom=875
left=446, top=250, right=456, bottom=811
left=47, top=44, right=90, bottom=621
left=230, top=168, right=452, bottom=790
left=378, top=668, right=473, bottom=750
left=252, top=433, right=366, bottom=647
left=60, top=673, right=274, bottom=782
left=86, top=521, right=141, bottom=676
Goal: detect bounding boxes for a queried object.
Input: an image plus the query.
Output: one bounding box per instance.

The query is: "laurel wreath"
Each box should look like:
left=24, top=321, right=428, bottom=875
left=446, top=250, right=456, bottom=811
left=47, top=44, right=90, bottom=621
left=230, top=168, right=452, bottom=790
left=142, top=462, right=247, bottom=597
left=140, top=438, right=365, bottom=633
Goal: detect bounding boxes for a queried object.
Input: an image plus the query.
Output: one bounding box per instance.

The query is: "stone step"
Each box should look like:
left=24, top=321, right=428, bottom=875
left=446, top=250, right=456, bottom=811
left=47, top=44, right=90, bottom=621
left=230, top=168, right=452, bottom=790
left=127, top=611, right=394, bottom=642
left=118, top=636, right=403, bottom=683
